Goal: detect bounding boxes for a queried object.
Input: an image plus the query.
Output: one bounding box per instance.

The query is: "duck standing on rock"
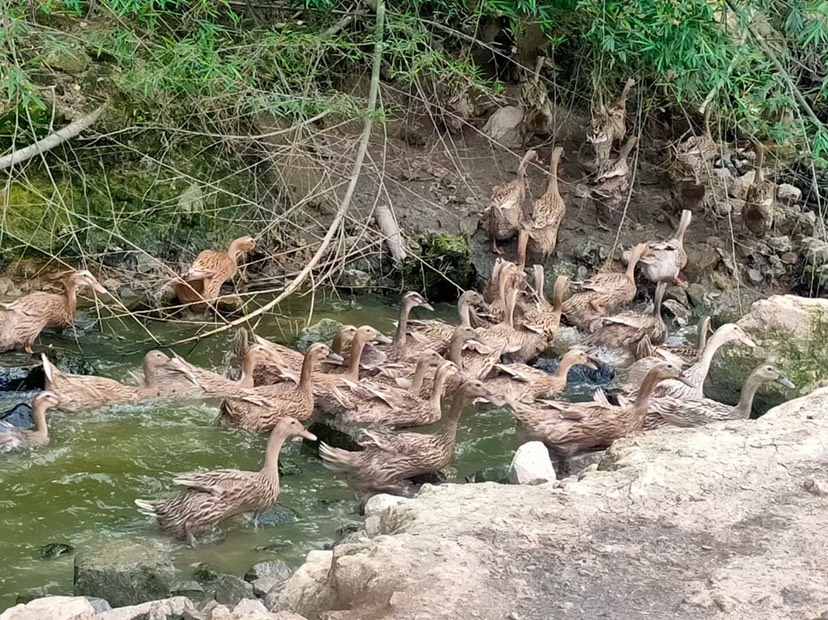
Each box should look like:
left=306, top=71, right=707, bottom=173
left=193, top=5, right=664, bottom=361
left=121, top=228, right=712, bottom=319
left=639, top=209, right=692, bottom=287
left=172, top=235, right=256, bottom=309
left=0, top=270, right=108, bottom=353
left=135, top=416, right=316, bottom=546
left=0, top=391, right=60, bottom=454
left=487, top=150, right=537, bottom=255
left=521, top=145, right=566, bottom=263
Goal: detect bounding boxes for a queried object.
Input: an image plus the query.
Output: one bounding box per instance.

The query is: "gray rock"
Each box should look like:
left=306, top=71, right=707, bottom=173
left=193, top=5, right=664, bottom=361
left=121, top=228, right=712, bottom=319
left=363, top=494, right=411, bottom=518
left=482, top=105, right=525, bottom=149
left=572, top=239, right=607, bottom=268
left=0, top=596, right=95, bottom=620
left=296, top=318, right=342, bottom=353
left=802, top=237, right=828, bottom=265
left=183, top=608, right=207, bottom=620
left=252, top=577, right=282, bottom=598
left=244, top=560, right=292, bottom=584
left=73, top=540, right=175, bottom=608
left=337, top=269, right=374, bottom=291
left=0, top=352, right=44, bottom=392
left=686, top=282, right=712, bottom=309
left=44, top=47, right=91, bottom=74
left=508, top=442, right=557, bottom=485
left=40, top=542, right=74, bottom=560
left=777, top=183, right=802, bottom=204
left=96, top=597, right=192, bottom=620
left=265, top=550, right=334, bottom=614
left=683, top=243, right=721, bottom=281
left=556, top=451, right=606, bottom=477
left=191, top=562, right=220, bottom=584
left=85, top=597, right=111, bottom=614
left=256, top=504, right=299, bottom=526
left=214, top=574, right=254, bottom=607
left=171, top=581, right=205, bottom=600
left=765, top=235, right=792, bottom=254
left=232, top=599, right=269, bottom=616
left=205, top=604, right=231, bottom=620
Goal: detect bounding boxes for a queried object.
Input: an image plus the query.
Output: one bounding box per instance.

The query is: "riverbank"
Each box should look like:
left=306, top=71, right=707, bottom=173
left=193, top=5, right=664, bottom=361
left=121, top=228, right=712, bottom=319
left=4, top=383, right=827, bottom=620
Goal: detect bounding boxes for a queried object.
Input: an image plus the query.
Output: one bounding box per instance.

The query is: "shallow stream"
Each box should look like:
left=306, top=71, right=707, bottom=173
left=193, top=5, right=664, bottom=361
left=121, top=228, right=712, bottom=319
left=0, top=293, right=529, bottom=607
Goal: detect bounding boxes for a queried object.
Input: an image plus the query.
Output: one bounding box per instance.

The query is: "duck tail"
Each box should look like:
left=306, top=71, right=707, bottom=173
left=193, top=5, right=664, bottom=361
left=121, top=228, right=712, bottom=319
left=318, top=442, right=356, bottom=473
left=134, top=499, right=158, bottom=518
left=41, top=354, right=59, bottom=386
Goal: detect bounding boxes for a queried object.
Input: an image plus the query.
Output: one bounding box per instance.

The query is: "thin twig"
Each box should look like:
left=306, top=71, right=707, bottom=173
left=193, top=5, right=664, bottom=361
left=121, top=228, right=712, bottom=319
left=164, top=0, right=387, bottom=347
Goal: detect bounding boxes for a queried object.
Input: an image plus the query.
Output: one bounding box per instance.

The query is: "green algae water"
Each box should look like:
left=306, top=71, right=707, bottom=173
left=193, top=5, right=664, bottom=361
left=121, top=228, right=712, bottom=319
left=0, top=293, right=520, bottom=608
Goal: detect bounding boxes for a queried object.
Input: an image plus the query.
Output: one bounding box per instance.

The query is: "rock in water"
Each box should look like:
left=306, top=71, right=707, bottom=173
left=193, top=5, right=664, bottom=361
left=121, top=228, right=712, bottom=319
left=73, top=540, right=175, bottom=608
left=244, top=560, right=292, bottom=584
left=707, top=295, right=823, bottom=414
left=40, top=542, right=75, bottom=560
left=296, top=318, right=342, bottom=353
left=532, top=356, right=615, bottom=388
left=0, top=353, right=43, bottom=392
left=508, top=442, right=557, bottom=485
left=0, top=402, right=34, bottom=429
left=214, top=574, right=254, bottom=606
left=0, top=596, right=95, bottom=620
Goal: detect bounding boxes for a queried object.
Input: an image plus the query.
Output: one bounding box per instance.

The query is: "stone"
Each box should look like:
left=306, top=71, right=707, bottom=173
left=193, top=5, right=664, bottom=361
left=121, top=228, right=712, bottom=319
left=508, top=442, right=557, bottom=485
left=245, top=560, right=292, bottom=585
left=134, top=253, right=165, bottom=275
left=73, top=539, right=176, bottom=608
left=85, top=597, right=111, bottom=613
left=171, top=580, right=205, bottom=599
left=232, top=599, right=269, bottom=616
left=183, top=608, right=207, bottom=620
left=96, top=597, right=192, bottom=620
left=252, top=577, right=282, bottom=598
left=266, top=550, right=334, bottom=614
left=801, top=237, right=828, bottom=265
left=777, top=183, right=802, bottom=204
left=683, top=243, right=721, bottom=282
left=481, top=105, right=525, bottom=149
left=178, top=182, right=204, bottom=214
left=256, top=504, right=299, bottom=526
left=707, top=295, right=826, bottom=413
left=803, top=478, right=828, bottom=497
left=214, top=574, right=254, bottom=607
left=0, top=353, right=44, bottom=392
left=44, top=47, right=91, bottom=74
left=686, top=282, right=711, bottom=309
left=0, top=596, right=95, bottom=620
left=466, top=466, right=510, bottom=484
left=296, top=318, right=342, bottom=353
left=572, top=239, right=607, bottom=269
left=337, top=269, right=374, bottom=291
left=363, top=494, right=411, bottom=518
left=15, top=586, right=62, bottom=605
left=40, top=542, right=74, bottom=560
left=765, top=235, right=792, bottom=254
left=206, top=604, right=231, bottom=620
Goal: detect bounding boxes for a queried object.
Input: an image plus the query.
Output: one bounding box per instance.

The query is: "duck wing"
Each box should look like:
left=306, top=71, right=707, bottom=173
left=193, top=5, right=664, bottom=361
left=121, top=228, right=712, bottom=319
left=173, top=469, right=253, bottom=495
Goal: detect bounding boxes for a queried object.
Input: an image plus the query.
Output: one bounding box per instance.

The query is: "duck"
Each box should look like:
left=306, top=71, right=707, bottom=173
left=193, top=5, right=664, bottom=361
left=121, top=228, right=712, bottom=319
left=645, top=364, right=794, bottom=430
left=219, top=343, right=338, bottom=432
left=377, top=291, right=434, bottom=363
left=592, top=135, right=638, bottom=221
left=522, top=146, right=565, bottom=262
left=562, top=243, right=649, bottom=331
left=318, top=379, right=497, bottom=496
left=483, top=259, right=507, bottom=304
left=624, top=323, right=756, bottom=400
left=639, top=209, right=692, bottom=286
left=372, top=348, right=445, bottom=392
left=0, top=391, right=60, bottom=453
left=487, top=349, right=597, bottom=403
left=173, top=235, right=256, bottom=309
left=585, top=281, right=668, bottom=360
left=506, top=362, right=687, bottom=461
left=135, top=416, right=315, bottom=546
left=161, top=344, right=276, bottom=398
left=589, top=78, right=635, bottom=166
left=42, top=351, right=171, bottom=412
left=333, top=361, right=459, bottom=428
left=627, top=316, right=712, bottom=375
left=0, top=270, right=108, bottom=353
left=250, top=325, right=359, bottom=386
left=405, top=290, right=488, bottom=352
left=742, top=141, right=774, bottom=237
left=487, top=150, right=537, bottom=254
left=510, top=270, right=570, bottom=362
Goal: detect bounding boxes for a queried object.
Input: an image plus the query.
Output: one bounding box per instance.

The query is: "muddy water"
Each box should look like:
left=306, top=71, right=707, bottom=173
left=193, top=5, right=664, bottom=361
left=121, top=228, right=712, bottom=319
left=0, top=293, right=526, bottom=607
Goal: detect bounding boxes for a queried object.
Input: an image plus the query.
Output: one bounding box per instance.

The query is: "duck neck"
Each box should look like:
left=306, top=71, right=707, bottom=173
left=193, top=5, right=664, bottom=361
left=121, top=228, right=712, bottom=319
left=227, top=239, right=246, bottom=262
left=457, top=297, right=472, bottom=327
left=633, top=371, right=664, bottom=412
left=546, top=149, right=562, bottom=195
left=692, top=332, right=727, bottom=384
left=344, top=336, right=367, bottom=381
left=734, top=373, right=764, bottom=418
left=261, top=429, right=289, bottom=477
left=298, top=352, right=316, bottom=394
left=143, top=358, right=158, bottom=388
left=555, top=357, right=577, bottom=380
left=429, top=368, right=451, bottom=408
left=30, top=406, right=49, bottom=443
left=64, top=283, right=81, bottom=320
left=552, top=282, right=566, bottom=313
left=393, top=302, right=412, bottom=355
left=448, top=335, right=465, bottom=368
left=438, top=389, right=467, bottom=442
left=676, top=210, right=692, bottom=244
left=410, top=357, right=430, bottom=395
left=625, top=249, right=641, bottom=280
left=331, top=332, right=346, bottom=355
left=238, top=354, right=258, bottom=388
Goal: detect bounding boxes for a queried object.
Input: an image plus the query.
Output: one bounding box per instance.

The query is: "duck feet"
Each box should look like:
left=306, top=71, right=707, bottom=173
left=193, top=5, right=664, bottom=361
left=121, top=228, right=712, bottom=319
left=672, top=275, right=689, bottom=288
left=491, top=239, right=504, bottom=255
left=24, top=345, right=33, bottom=354
left=185, top=525, right=198, bottom=548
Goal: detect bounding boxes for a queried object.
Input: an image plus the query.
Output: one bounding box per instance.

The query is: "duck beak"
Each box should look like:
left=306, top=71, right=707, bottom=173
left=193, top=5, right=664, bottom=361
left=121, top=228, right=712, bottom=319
left=300, top=429, right=318, bottom=441
left=584, top=358, right=599, bottom=370
left=420, top=302, right=435, bottom=312
left=776, top=376, right=795, bottom=389
left=741, top=336, right=758, bottom=348
left=92, top=282, right=108, bottom=294
left=677, top=376, right=696, bottom=388
left=324, top=352, right=345, bottom=364
left=374, top=333, right=393, bottom=345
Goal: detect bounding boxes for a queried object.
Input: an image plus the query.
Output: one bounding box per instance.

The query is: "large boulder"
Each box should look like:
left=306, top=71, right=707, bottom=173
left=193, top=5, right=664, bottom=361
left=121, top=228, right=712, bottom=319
left=0, top=596, right=95, bottom=620
left=73, top=540, right=176, bottom=608
left=266, top=550, right=334, bottom=616
left=95, top=596, right=193, bottom=620
left=707, top=295, right=828, bottom=413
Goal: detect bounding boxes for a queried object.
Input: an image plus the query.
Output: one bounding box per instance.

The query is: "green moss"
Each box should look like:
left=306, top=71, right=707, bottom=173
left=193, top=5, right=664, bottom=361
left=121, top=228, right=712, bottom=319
left=402, top=233, right=476, bottom=302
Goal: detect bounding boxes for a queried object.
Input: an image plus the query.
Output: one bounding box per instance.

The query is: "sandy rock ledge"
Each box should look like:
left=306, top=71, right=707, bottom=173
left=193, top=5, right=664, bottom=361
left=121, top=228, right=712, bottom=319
left=273, top=388, right=828, bottom=620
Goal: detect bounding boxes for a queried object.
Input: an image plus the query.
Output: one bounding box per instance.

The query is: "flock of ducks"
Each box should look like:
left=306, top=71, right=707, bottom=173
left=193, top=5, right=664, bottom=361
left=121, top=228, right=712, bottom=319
left=0, top=138, right=797, bottom=545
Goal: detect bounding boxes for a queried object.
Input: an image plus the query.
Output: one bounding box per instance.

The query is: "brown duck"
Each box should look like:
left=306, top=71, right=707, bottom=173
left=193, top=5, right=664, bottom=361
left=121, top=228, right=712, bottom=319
left=562, top=243, right=649, bottom=331
left=639, top=209, right=692, bottom=286
left=405, top=291, right=487, bottom=354
left=378, top=291, right=434, bottom=363
left=488, top=349, right=597, bottom=403
left=173, top=236, right=256, bottom=309
left=487, top=150, right=537, bottom=254
left=523, top=146, right=565, bottom=262
left=43, top=351, right=171, bottom=412
left=219, top=343, right=338, bottom=432
left=0, top=391, right=60, bottom=453
left=135, top=416, right=316, bottom=546
left=742, top=142, right=774, bottom=237
left=319, top=379, right=497, bottom=496
left=162, top=344, right=275, bottom=398
left=0, top=270, right=107, bottom=353
left=507, top=362, right=687, bottom=461
left=589, top=78, right=635, bottom=165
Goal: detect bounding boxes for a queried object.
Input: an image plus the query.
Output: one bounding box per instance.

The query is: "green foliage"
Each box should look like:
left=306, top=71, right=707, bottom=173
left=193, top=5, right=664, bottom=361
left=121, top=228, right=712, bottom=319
left=403, top=234, right=475, bottom=301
